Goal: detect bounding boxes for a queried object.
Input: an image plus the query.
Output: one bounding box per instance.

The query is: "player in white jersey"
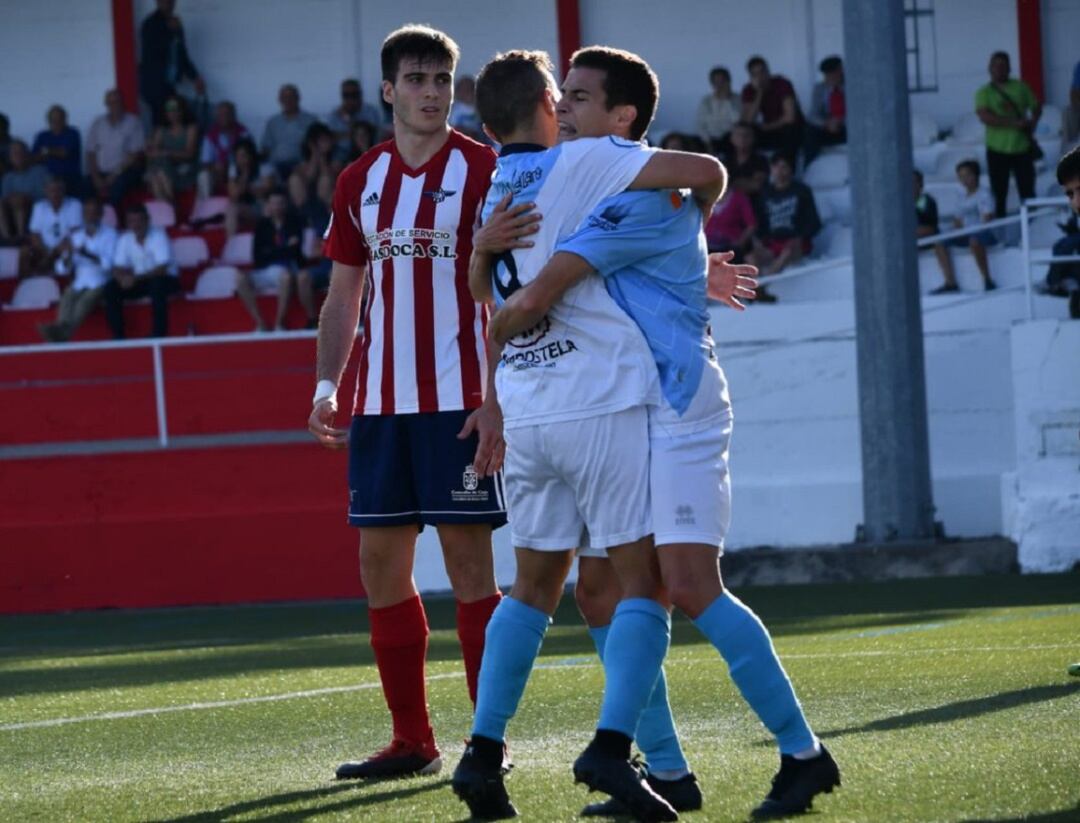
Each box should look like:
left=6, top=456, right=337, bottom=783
left=451, top=50, right=727, bottom=821
left=475, top=47, right=841, bottom=821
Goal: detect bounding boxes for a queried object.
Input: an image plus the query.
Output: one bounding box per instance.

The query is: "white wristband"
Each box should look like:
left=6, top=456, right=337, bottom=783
left=313, top=379, right=337, bottom=405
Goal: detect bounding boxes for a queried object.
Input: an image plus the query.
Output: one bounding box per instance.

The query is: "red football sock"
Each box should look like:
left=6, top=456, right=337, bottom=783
left=456, top=592, right=503, bottom=705
left=368, top=594, right=432, bottom=746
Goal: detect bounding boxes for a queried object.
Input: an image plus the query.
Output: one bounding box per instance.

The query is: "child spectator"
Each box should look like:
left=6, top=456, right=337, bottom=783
left=951, top=159, right=998, bottom=291
left=741, top=56, right=803, bottom=162
left=86, top=89, right=146, bottom=207
left=197, top=101, right=250, bottom=198
left=0, top=141, right=48, bottom=242
left=39, top=197, right=117, bottom=342
left=697, top=66, right=740, bottom=155
left=236, top=189, right=310, bottom=331
left=261, top=84, right=317, bottom=179
left=32, top=105, right=82, bottom=191
left=805, top=56, right=846, bottom=163
left=145, top=95, right=199, bottom=204
left=723, top=121, right=770, bottom=196
left=747, top=153, right=821, bottom=298
left=225, top=138, right=275, bottom=238
left=21, top=176, right=82, bottom=277
left=705, top=186, right=756, bottom=262
left=914, top=169, right=958, bottom=294
left=104, top=202, right=179, bottom=338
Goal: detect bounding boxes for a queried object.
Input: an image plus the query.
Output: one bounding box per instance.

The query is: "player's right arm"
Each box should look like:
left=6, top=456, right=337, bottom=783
left=468, top=194, right=542, bottom=304
left=628, top=150, right=727, bottom=213
left=309, top=260, right=366, bottom=448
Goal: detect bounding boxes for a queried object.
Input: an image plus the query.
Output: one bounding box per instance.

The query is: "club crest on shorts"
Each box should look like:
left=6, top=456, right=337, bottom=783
left=463, top=464, right=479, bottom=492
left=452, top=464, right=489, bottom=503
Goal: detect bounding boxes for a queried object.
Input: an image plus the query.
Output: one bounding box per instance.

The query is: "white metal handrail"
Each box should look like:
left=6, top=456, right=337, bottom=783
left=1020, top=196, right=1075, bottom=320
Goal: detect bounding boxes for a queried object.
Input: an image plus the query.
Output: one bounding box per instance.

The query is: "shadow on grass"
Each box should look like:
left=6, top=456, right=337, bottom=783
left=818, top=683, right=1080, bottom=739
left=149, top=777, right=450, bottom=822
left=958, top=804, right=1080, bottom=823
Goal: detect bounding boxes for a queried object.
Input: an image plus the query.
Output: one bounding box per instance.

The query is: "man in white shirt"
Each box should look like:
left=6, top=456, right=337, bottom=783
left=86, top=89, right=146, bottom=207
left=696, top=66, right=740, bottom=154
left=21, top=176, right=82, bottom=276
left=39, top=197, right=117, bottom=342
left=103, top=202, right=179, bottom=338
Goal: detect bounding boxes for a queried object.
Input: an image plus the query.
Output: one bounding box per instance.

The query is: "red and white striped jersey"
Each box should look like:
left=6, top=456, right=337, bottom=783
left=325, top=130, right=496, bottom=417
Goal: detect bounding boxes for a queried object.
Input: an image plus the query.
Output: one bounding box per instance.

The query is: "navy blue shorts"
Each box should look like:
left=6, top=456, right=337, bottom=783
left=347, top=410, right=508, bottom=530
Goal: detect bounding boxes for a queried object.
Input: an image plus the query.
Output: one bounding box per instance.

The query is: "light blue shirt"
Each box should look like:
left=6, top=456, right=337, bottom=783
left=556, top=189, right=713, bottom=415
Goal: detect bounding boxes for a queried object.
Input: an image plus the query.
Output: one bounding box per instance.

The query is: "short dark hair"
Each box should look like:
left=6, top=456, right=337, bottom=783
left=990, top=50, right=1010, bottom=65
left=956, top=159, right=981, bottom=177
left=913, top=169, right=924, bottom=184
left=126, top=202, right=148, bottom=218
left=747, top=55, right=767, bottom=72
left=475, top=50, right=554, bottom=143
left=709, top=66, right=730, bottom=84
left=1057, top=145, right=1080, bottom=185
left=569, top=46, right=659, bottom=141
left=381, top=24, right=460, bottom=84
left=819, top=55, right=842, bottom=74
left=770, top=152, right=794, bottom=169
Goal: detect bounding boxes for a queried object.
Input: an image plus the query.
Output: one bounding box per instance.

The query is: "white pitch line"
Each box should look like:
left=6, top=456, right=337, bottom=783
left=2, top=643, right=1076, bottom=733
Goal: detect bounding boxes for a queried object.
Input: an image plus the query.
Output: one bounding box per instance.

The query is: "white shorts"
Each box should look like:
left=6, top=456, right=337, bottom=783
left=503, top=406, right=651, bottom=552
left=248, top=263, right=298, bottom=293
left=650, top=414, right=733, bottom=550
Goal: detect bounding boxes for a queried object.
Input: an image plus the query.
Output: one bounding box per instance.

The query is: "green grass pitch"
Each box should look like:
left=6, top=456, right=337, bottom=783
left=2, top=574, right=1078, bottom=822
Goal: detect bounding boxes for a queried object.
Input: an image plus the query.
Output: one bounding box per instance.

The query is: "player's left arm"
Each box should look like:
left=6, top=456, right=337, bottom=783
left=488, top=252, right=593, bottom=346
left=458, top=335, right=506, bottom=477
left=469, top=194, right=542, bottom=303
left=629, top=151, right=728, bottom=213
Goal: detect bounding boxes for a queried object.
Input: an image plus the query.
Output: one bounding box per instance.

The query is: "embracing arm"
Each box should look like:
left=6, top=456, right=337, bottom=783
left=488, top=252, right=593, bottom=346
left=629, top=150, right=727, bottom=213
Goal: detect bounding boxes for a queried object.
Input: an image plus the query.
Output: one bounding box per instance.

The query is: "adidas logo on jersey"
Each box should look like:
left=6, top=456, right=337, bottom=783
left=363, top=191, right=380, bottom=207
left=422, top=187, right=457, bottom=204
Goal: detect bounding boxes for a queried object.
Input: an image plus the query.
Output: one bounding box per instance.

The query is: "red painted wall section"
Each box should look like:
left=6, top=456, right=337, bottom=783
left=1016, top=0, right=1045, bottom=101
left=111, top=0, right=139, bottom=113
left=556, top=0, right=582, bottom=78
left=0, top=444, right=364, bottom=614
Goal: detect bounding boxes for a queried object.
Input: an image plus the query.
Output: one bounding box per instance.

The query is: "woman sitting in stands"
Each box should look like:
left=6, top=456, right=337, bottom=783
left=145, top=96, right=199, bottom=204
left=225, top=138, right=275, bottom=238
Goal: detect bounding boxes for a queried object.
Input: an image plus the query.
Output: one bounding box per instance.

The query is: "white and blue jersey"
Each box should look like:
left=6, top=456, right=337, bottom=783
left=482, top=138, right=659, bottom=430
left=556, top=188, right=732, bottom=436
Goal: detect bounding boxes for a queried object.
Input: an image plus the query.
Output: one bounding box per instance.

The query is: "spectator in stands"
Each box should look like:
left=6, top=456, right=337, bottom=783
left=139, top=0, right=204, bottom=126
left=288, top=123, right=339, bottom=227
left=32, top=106, right=82, bottom=192
left=804, top=55, right=846, bottom=164
left=0, top=141, right=48, bottom=243
left=951, top=159, right=998, bottom=291
left=197, top=101, right=250, bottom=198
left=348, top=121, right=377, bottom=163
left=236, top=189, right=310, bottom=331
left=39, top=197, right=117, bottom=342
left=145, top=96, right=199, bottom=204
left=104, top=202, right=179, bottom=338
left=225, top=138, right=274, bottom=238
left=1064, top=60, right=1080, bottom=148
left=86, top=89, right=146, bottom=207
left=20, top=176, right=82, bottom=277
left=975, top=51, right=1041, bottom=218
left=262, top=84, right=317, bottom=179
left=723, top=121, right=770, bottom=196
left=1045, top=145, right=1080, bottom=318
left=450, top=75, right=486, bottom=142
left=0, top=113, right=11, bottom=174
left=328, top=79, right=383, bottom=158
left=914, top=169, right=958, bottom=294
left=747, top=153, right=821, bottom=299
left=741, top=56, right=803, bottom=162
left=697, top=66, right=740, bottom=155
left=705, top=185, right=756, bottom=262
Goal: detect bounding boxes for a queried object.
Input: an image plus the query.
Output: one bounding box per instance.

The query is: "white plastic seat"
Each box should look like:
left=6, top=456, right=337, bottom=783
left=189, top=196, right=229, bottom=222
left=933, top=147, right=982, bottom=181
left=803, top=153, right=849, bottom=187
left=145, top=199, right=177, bottom=228
left=827, top=225, right=854, bottom=257
left=951, top=111, right=984, bottom=144
left=6, top=276, right=60, bottom=309
left=173, top=235, right=211, bottom=268
left=0, top=247, right=19, bottom=279
left=191, top=265, right=240, bottom=299
left=910, top=112, right=940, bottom=147
left=221, top=232, right=254, bottom=266
left=1036, top=105, right=1062, bottom=138
left=814, top=185, right=852, bottom=224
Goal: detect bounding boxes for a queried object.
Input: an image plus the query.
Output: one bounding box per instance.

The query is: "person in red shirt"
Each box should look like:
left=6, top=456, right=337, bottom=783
left=307, top=24, right=505, bottom=781
left=740, top=55, right=804, bottom=164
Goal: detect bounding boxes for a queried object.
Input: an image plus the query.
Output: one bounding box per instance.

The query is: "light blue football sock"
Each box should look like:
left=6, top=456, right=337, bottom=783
left=693, top=592, right=815, bottom=754
left=588, top=624, right=689, bottom=774
left=597, top=598, right=671, bottom=737
left=471, top=596, right=550, bottom=742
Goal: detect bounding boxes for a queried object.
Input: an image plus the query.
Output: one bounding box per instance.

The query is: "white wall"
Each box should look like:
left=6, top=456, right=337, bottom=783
left=0, top=0, right=114, bottom=146
left=1042, top=0, right=1080, bottom=111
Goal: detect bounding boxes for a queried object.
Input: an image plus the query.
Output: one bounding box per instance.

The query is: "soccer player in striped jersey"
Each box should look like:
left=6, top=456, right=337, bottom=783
left=475, top=48, right=841, bottom=820
left=308, top=25, right=506, bottom=781
left=451, top=49, right=728, bottom=821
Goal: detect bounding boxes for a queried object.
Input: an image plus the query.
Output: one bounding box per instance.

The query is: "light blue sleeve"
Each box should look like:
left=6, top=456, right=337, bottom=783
left=555, top=193, right=667, bottom=277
